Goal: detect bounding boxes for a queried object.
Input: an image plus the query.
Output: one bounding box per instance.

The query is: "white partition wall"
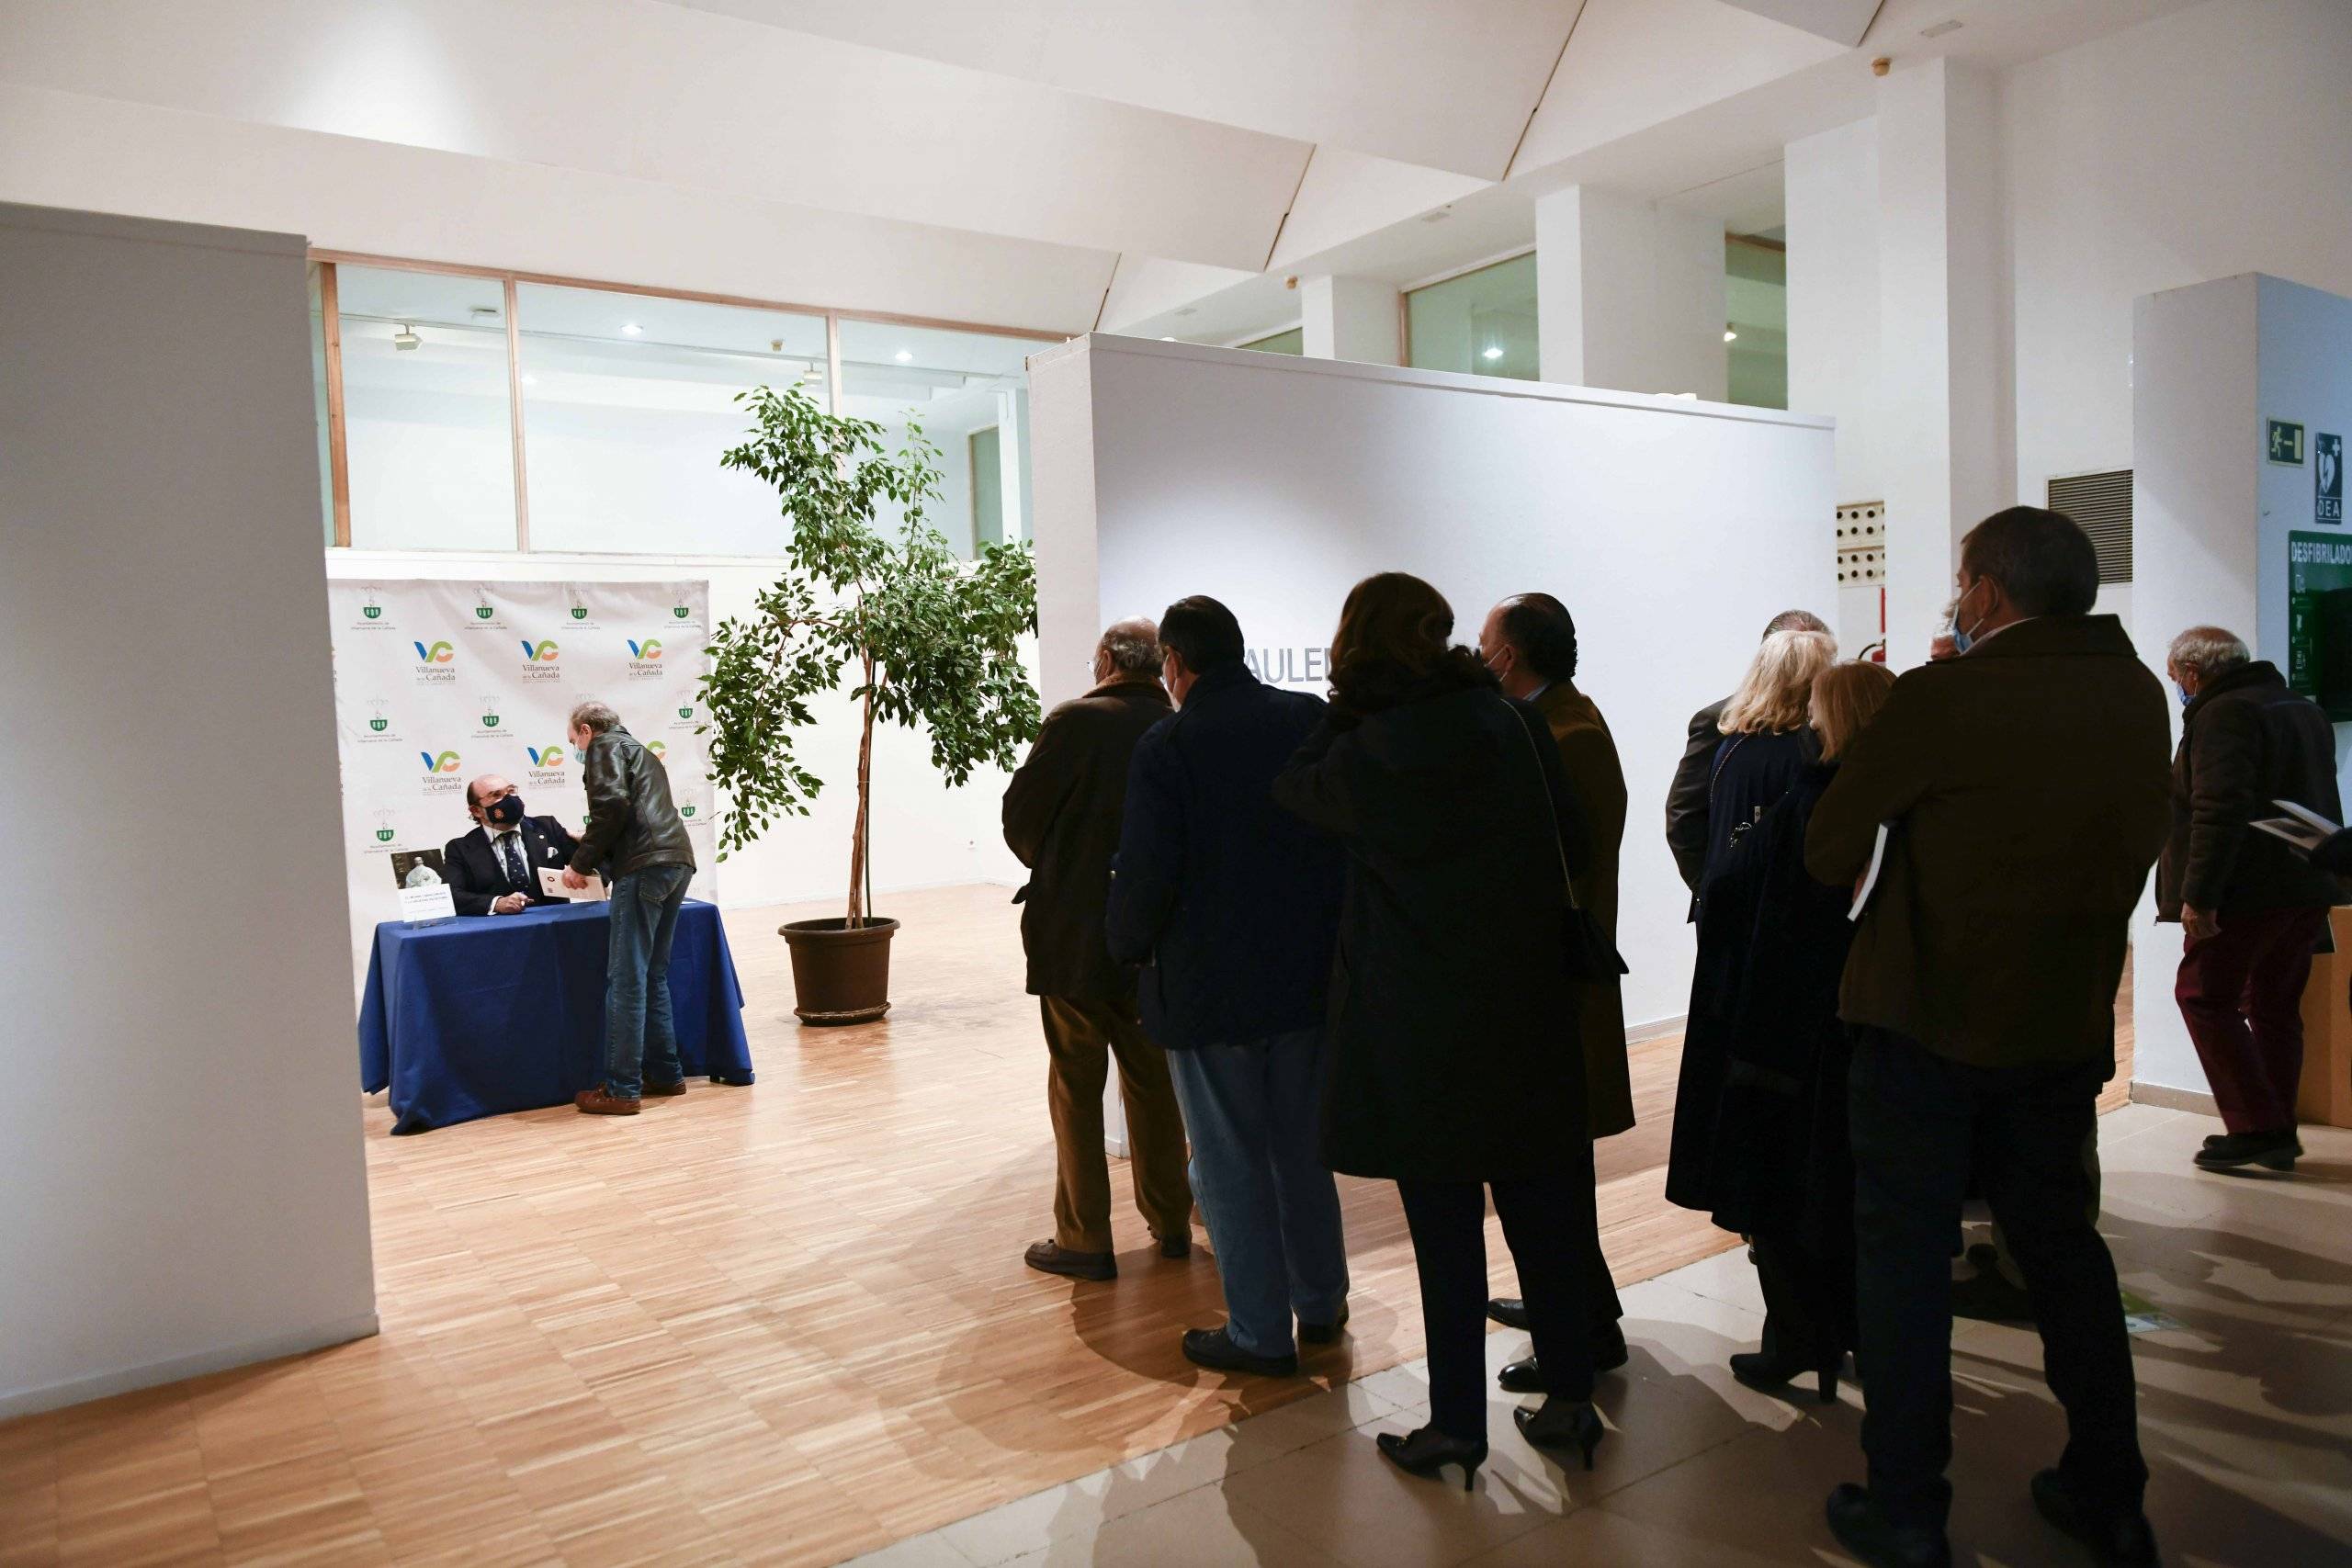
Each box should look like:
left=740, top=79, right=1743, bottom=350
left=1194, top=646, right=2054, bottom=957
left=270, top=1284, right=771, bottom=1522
left=0, top=205, right=377, bottom=1416
left=1031, top=335, right=1838, bottom=1032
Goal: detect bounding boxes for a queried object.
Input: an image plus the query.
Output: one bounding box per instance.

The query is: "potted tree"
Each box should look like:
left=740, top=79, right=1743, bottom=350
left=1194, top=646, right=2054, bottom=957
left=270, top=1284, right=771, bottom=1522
left=699, top=383, right=1041, bottom=1023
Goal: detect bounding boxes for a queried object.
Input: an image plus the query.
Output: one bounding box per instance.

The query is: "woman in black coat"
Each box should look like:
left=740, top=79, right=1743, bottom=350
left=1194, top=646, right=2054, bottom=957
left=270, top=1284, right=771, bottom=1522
left=1274, top=572, right=1608, bottom=1488
left=1668, top=659, right=1895, bottom=1400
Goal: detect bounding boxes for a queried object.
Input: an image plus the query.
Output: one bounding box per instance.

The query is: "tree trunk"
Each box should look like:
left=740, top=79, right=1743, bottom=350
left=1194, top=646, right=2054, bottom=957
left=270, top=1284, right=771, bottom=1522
left=846, top=649, right=875, bottom=927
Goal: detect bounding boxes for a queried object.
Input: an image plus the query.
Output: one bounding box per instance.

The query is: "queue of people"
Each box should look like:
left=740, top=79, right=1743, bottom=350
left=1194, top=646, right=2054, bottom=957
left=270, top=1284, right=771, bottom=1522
left=1001, top=504, right=2339, bottom=1568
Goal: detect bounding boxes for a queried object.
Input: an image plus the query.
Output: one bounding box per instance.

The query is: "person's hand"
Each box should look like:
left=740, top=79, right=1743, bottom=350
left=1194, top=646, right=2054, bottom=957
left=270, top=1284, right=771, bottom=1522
left=1929, top=633, right=1960, bottom=661
left=2183, top=906, right=2222, bottom=943
left=561, top=867, right=590, bottom=891
left=492, top=892, right=528, bottom=915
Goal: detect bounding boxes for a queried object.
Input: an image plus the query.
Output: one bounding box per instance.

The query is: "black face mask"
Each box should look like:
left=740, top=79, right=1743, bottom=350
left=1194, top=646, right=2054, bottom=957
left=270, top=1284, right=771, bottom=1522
left=485, top=793, right=526, bottom=826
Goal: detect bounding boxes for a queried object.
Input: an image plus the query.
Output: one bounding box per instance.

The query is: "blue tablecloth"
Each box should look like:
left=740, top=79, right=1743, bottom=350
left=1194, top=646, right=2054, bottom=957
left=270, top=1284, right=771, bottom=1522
left=358, top=899, right=753, bottom=1134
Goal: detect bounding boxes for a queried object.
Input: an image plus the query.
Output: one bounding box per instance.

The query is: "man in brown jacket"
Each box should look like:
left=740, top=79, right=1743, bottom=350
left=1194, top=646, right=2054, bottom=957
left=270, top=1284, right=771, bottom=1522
left=1002, top=618, right=1193, bottom=1281
left=1474, top=592, right=1631, bottom=1391
left=1805, top=509, right=2169, bottom=1568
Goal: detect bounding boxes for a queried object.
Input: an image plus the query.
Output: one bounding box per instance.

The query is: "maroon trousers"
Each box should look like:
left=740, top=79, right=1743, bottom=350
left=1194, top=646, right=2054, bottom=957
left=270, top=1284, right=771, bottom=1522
left=2174, top=906, right=2326, bottom=1134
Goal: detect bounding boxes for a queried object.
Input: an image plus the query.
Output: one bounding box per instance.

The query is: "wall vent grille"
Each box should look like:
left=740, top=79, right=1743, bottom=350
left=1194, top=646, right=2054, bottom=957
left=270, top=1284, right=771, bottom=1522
left=1836, top=501, right=1885, bottom=585
left=2049, top=468, right=2132, bottom=585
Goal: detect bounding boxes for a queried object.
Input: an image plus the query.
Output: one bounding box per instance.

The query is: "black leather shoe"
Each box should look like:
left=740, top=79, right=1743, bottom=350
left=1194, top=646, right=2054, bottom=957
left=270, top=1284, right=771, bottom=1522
left=1375, top=1426, right=1487, bottom=1490
left=1498, top=1358, right=1545, bottom=1393
left=1182, top=1326, right=1297, bottom=1377
left=1730, top=1348, right=1843, bottom=1403
left=2195, top=1130, right=2301, bottom=1171
left=1825, top=1484, right=1951, bottom=1568
left=2031, top=1470, right=2161, bottom=1566
left=1514, top=1399, right=1605, bottom=1471
left=1487, top=1296, right=1531, bottom=1331
left=1158, top=1232, right=1192, bottom=1259
left=1299, top=1304, right=1350, bottom=1345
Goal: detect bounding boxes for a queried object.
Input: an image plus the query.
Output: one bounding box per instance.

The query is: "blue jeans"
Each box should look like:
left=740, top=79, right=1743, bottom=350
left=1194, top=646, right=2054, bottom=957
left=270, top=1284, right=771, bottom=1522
left=1166, top=1027, right=1350, bottom=1357
left=604, top=863, right=691, bottom=1098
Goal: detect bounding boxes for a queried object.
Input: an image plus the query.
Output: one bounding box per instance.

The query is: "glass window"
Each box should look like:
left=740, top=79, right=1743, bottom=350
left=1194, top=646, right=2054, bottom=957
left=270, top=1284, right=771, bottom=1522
left=970, top=426, right=1004, bottom=548
left=1725, top=237, right=1788, bottom=411
left=1237, top=327, right=1303, bottom=355
left=1406, top=253, right=1538, bottom=380
left=515, top=284, right=830, bottom=556
left=837, top=321, right=1054, bottom=558
left=309, top=264, right=335, bottom=546
left=334, top=265, right=518, bottom=550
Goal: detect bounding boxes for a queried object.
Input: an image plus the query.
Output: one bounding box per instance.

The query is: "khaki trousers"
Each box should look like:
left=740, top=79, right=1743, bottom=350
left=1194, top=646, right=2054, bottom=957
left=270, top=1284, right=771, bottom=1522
left=1039, top=996, right=1193, bottom=1254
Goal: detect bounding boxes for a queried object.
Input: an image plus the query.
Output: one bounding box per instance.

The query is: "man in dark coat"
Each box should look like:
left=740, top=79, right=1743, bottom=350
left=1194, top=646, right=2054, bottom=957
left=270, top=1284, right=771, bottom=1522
left=1001, top=618, right=1193, bottom=1281
left=1106, top=596, right=1348, bottom=1377
left=445, top=773, right=580, bottom=917
left=2158, top=625, right=2343, bottom=1171
left=1665, top=609, right=1828, bottom=919
left=1806, top=508, right=2170, bottom=1568
left=1474, top=592, right=1631, bottom=1392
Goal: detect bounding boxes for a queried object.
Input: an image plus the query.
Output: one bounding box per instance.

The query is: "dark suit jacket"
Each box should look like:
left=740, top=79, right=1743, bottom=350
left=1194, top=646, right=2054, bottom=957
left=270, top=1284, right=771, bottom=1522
left=1002, top=679, right=1173, bottom=1001
left=445, top=816, right=582, bottom=917
left=1274, top=676, right=1592, bottom=1183
left=2154, top=660, right=2343, bottom=919
left=1535, top=682, right=1635, bottom=1138
left=1806, top=615, right=2172, bottom=1071
left=1104, top=664, right=1344, bottom=1050
left=1665, top=698, right=1727, bottom=908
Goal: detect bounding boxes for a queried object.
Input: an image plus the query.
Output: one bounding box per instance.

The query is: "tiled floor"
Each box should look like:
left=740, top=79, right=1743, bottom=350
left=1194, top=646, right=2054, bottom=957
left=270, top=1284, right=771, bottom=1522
left=846, top=1104, right=2352, bottom=1568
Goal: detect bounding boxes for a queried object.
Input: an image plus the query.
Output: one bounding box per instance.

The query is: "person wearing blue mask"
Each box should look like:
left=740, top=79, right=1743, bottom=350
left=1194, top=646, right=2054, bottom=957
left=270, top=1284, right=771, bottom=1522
left=444, top=774, right=581, bottom=917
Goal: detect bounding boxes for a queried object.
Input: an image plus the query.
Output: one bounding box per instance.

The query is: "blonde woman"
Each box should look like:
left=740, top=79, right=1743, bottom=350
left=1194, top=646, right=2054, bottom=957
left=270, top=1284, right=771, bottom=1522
left=1669, top=659, right=1897, bottom=1402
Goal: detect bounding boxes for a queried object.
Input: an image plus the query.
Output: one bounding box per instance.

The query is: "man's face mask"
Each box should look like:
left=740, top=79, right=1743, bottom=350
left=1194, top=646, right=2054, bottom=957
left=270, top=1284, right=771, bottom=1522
left=486, top=793, right=526, bottom=826
left=1947, top=578, right=1992, bottom=653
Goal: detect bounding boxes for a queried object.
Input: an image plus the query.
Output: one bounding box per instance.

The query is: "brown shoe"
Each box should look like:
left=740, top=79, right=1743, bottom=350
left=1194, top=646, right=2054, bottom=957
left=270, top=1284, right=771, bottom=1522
left=1158, top=1232, right=1192, bottom=1259
left=643, top=1079, right=689, bottom=1098
left=575, top=1088, right=641, bottom=1115
left=1024, top=1239, right=1116, bottom=1281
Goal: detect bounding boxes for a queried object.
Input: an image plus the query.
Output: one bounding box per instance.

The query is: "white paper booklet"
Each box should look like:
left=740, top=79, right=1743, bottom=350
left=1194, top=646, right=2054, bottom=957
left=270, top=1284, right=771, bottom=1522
left=2250, top=797, right=2342, bottom=855
left=1848, top=823, right=1893, bottom=921
left=541, top=866, right=608, bottom=900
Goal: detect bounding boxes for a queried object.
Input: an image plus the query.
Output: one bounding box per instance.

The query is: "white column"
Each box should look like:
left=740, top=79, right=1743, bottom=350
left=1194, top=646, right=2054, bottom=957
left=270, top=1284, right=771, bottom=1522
left=1874, top=58, right=2007, bottom=668
left=1533, top=185, right=1727, bottom=398
left=1298, top=275, right=1401, bottom=365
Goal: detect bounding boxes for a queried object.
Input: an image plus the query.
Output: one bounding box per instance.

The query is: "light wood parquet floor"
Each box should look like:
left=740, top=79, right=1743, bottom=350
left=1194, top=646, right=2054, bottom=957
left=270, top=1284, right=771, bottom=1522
left=0, top=886, right=2133, bottom=1567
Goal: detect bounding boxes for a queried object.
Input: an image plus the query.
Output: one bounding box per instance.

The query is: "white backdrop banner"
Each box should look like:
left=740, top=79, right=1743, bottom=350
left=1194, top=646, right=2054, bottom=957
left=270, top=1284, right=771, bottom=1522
left=326, top=579, right=714, bottom=986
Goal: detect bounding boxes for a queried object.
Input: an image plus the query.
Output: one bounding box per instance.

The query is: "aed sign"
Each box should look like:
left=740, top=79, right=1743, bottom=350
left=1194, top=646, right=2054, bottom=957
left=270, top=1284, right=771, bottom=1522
left=2318, top=433, right=2344, bottom=526
left=2267, top=419, right=2306, bottom=466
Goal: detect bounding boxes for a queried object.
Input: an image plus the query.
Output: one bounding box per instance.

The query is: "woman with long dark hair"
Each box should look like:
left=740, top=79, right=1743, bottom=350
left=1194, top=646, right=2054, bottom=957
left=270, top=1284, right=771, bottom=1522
left=1273, top=571, right=1609, bottom=1487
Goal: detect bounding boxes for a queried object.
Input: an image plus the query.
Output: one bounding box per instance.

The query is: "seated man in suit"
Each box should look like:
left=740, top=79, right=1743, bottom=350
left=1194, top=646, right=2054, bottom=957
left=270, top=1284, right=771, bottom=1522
left=445, top=774, right=582, bottom=917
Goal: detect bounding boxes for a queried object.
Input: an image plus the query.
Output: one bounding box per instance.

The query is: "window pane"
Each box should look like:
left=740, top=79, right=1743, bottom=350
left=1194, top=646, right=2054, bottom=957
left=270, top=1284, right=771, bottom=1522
left=309, top=263, right=334, bottom=546
left=970, top=425, right=1004, bottom=548
left=1238, top=327, right=1303, bottom=355
left=334, top=265, right=517, bottom=549
left=1725, top=237, right=1788, bottom=411
left=837, top=321, right=1054, bottom=558
left=1406, top=253, right=1538, bottom=380
left=516, top=284, right=829, bottom=556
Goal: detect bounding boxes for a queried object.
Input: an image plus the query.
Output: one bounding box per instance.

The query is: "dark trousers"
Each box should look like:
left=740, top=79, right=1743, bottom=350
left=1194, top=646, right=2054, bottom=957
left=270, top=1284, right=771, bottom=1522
left=1397, top=1147, right=1599, bottom=1441
left=2175, top=905, right=2324, bottom=1134
left=1751, top=1231, right=1852, bottom=1368
left=1038, top=997, right=1193, bottom=1254
left=1849, top=1028, right=2145, bottom=1532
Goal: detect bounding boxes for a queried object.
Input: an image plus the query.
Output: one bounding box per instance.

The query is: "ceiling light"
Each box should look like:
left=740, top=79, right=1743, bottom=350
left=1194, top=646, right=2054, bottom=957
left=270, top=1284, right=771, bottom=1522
left=620, top=321, right=643, bottom=336
left=1160, top=335, right=1177, bottom=341
left=1724, top=328, right=1738, bottom=342
left=894, top=349, right=913, bottom=363
left=1481, top=345, right=1504, bottom=361
left=392, top=322, right=421, bottom=351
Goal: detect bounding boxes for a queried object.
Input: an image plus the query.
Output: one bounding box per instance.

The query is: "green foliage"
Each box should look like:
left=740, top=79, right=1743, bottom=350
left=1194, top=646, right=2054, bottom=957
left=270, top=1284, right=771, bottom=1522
left=697, top=384, right=1043, bottom=869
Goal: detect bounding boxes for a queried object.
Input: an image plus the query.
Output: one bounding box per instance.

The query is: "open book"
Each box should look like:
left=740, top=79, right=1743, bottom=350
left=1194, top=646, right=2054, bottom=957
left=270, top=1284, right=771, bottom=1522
left=2250, top=798, right=2343, bottom=856
left=1849, top=823, right=1892, bottom=921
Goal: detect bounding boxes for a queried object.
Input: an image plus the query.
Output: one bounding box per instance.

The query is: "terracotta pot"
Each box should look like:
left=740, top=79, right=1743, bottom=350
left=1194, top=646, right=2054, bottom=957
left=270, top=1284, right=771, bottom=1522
left=779, top=917, right=899, bottom=1024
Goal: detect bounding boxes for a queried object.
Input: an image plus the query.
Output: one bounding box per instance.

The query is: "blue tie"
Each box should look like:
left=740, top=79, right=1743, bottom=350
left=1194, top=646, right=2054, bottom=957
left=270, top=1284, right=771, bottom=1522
left=500, top=832, right=528, bottom=893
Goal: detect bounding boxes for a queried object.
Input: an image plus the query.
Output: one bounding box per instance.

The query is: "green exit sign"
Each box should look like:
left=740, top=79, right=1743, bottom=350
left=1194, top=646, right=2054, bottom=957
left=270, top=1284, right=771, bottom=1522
left=2269, top=419, right=2306, bottom=465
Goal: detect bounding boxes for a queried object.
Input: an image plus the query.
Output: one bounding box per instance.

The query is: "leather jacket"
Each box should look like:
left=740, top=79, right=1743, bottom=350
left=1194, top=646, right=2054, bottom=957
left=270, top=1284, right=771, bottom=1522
left=571, top=727, right=696, bottom=881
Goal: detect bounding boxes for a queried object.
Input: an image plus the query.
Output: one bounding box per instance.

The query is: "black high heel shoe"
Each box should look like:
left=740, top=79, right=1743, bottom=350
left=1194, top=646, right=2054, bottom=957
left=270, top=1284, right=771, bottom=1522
left=1728, top=1348, right=1844, bottom=1404
left=1513, top=1399, right=1605, bottom=1470
left=1374, top=1426, right=1488, bottom=1490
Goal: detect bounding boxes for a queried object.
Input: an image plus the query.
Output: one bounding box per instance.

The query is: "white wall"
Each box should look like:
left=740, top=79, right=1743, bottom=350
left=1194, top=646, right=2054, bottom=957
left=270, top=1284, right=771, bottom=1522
left=1, top=204, right=377, bottom=1417
left=1785, top=117, right=1881, bottom=505
left=1535, top=185, right=1730, bottom=400
left=1033, top=336, right=1838, bottom=1030
left=323, top=553, right=1025, bottom=936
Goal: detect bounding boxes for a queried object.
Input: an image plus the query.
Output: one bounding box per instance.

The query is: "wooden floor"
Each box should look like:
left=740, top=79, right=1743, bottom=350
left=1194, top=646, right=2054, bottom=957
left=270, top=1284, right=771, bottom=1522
left=0, top=886, right=2128, bottom=1567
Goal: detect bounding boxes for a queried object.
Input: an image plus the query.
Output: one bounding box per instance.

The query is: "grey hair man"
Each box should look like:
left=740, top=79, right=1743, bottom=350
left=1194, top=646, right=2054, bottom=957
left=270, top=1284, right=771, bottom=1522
left=1001, top=619, right=1193, bottom=1280
left=562, top=698, right=697, bottom=1115
left=2158, top=624, right=2343, bottom=1172
left=1665, top=609, right=1833, bottom=912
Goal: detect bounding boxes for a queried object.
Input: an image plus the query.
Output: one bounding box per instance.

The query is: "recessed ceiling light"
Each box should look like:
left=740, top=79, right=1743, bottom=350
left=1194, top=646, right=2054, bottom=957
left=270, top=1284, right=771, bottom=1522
left=894, top=349, right=913, bottom=363
left=1724, top=328, right=1738, bottom=342
left=392, top=322, right=421, bottom=351
left=1481, top=345, right=1504, bottom=361
left=620, top=321, right=643, bottom=336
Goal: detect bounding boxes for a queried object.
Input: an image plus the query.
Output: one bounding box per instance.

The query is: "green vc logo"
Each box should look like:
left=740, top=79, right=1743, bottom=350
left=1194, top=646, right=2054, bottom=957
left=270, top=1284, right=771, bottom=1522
left=420, top=750, right=461, bottom=775
left=519, top=639, right=560, bottom=662
left=526, top=744, right=567, bottom=768
left=413, top=639, right=454, bottom=664
left=628, top=637, right=663, bottom=660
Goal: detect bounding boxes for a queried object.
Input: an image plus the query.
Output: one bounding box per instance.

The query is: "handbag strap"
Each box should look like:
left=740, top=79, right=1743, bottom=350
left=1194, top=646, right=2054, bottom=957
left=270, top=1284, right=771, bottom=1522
left=1501, top=697, right=1585, bottom=913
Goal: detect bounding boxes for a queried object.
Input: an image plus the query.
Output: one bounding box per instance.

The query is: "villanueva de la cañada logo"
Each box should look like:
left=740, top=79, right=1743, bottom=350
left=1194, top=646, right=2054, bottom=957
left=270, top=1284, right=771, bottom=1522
left=372, top=809, right=398, bottom=846
left=627, top=636, right=666, bottom=681
left=420, top=749, right=463, bottom=793
left=526, top=742, right=569, bottom=784
left=357, top=589, right=390, bottom=627
left=413, top=638, right=457, bottom=683
left=647, top=739, right=669, bottom=761
left=673, top=603, right=691, bottom=620
left=518, top=638, right=562, bottom=682
left=359, top=698, right=400, bottom=743
left=569, top=592, right=591, bottom=623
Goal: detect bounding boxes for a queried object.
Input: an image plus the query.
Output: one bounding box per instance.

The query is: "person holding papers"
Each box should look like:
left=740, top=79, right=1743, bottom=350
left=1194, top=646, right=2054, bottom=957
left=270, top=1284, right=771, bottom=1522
left=1805, top=508, right=2170, bottom=1568
left=560, top=700, right=697, bottom=1116
left=444, top=775, right=581, bottom=917
left=2156, top=626, right=2343, bottom=1174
